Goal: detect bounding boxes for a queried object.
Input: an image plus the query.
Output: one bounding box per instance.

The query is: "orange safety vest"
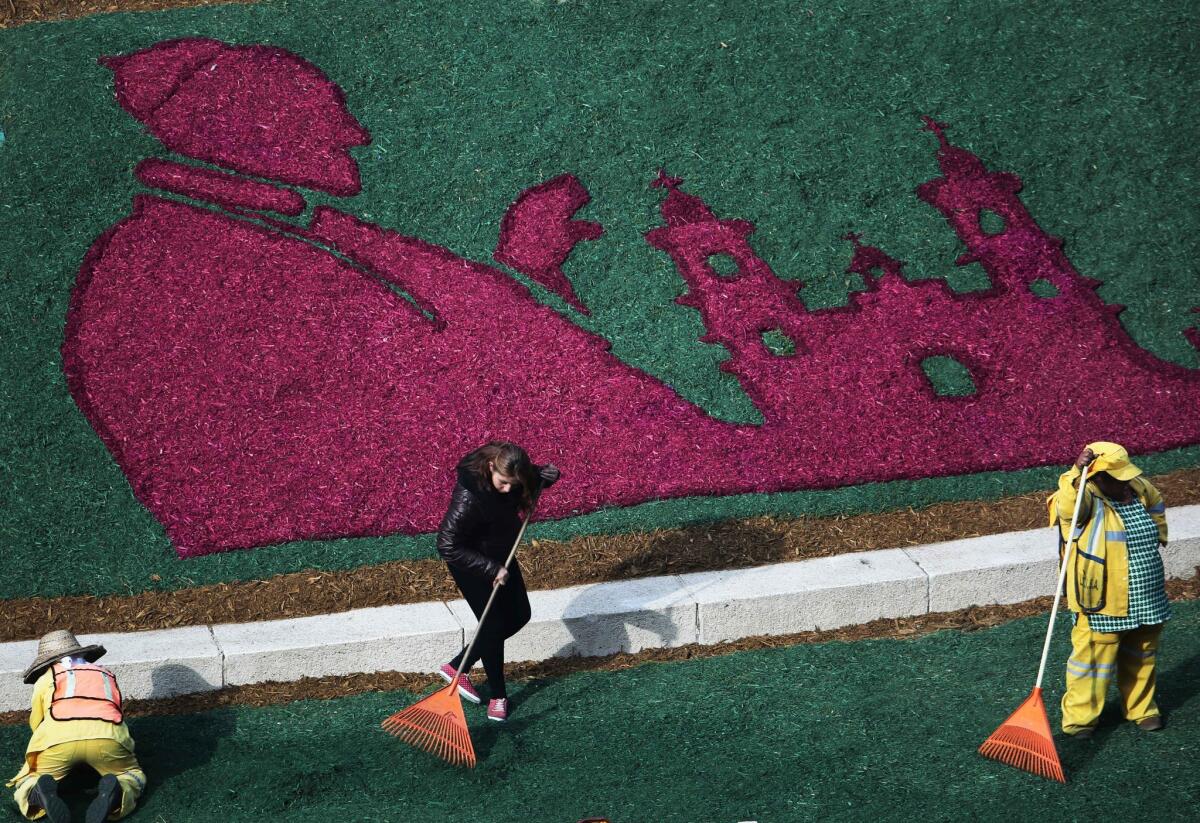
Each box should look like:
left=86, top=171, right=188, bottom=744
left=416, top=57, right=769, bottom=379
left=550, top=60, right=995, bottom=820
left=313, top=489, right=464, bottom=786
left=49, top=661, right=123, bottom=723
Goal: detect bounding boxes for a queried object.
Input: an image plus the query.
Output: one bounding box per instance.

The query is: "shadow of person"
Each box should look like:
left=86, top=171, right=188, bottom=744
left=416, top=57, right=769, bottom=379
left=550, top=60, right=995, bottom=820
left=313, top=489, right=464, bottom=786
left=1060, top=706, right=1122, bottom=777
left=129, top=664, right=238, bottom=803
left=536, top=566, right=693, bottom=708
left=544, top=514, right=767, bottom=663
left=552, top=577, right=685, bottom=662
left=544, top=512, right=785, bottom=660
left=470, top=693, right=556, bottom=762
left=1062, top=650, right=1199, bottom=777
left=1157, top=651, right=1200, bottom=716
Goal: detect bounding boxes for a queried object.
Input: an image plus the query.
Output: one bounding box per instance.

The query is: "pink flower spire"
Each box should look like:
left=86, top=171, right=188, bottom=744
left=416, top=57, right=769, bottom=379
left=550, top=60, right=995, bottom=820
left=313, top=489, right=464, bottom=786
left=916, top=115, right=1085, bottom=298
left=652, top=169, right=717, bottom=227
left=646, top=173, right=811, bottom=420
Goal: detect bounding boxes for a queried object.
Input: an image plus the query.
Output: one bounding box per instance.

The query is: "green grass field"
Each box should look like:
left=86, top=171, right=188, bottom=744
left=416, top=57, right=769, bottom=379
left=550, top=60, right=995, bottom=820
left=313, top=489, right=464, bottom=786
left=1, top=0, right=1197, bottom=600
left=5, top=600, right=1199, bottom=821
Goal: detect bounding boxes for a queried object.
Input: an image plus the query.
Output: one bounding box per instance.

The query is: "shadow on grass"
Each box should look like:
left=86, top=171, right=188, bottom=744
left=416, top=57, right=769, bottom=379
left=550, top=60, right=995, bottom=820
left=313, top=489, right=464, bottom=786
left=132, top=665, right=238, bottom=804
left=1158, top=651, right=1200, bottom=716
left=1061, top=650, right=1199, bottom=778
left=54, top=768, right=111, bottom=819
left=470, top=674, right=559, bottom=762
left=1060, top=713, right=1120, bottom=777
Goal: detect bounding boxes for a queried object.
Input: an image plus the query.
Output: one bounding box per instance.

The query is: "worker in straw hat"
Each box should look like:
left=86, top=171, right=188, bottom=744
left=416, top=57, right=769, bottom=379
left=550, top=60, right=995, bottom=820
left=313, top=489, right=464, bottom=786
left=5, top=630, right=146, bottom=822
left=1049, top=442, right=1171, bottom=739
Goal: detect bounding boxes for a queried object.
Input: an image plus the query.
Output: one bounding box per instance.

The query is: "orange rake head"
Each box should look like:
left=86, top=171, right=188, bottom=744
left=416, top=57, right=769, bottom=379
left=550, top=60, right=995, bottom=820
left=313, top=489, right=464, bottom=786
left=382, top=681, right=476, bottom=768
left=978, top=687, right=1065, bottom=783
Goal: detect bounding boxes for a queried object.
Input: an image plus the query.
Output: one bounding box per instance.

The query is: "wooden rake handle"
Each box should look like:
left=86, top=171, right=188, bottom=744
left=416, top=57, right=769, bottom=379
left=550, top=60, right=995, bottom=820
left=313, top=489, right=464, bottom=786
left=1033, top=463, right=1090, bottom=689
left=449, top=494, right=540, bottom=683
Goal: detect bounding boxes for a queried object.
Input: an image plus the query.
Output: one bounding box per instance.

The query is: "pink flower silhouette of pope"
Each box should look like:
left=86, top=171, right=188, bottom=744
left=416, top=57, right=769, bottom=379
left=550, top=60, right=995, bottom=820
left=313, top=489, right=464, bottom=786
left=63, top=39, right=1200, bottom=557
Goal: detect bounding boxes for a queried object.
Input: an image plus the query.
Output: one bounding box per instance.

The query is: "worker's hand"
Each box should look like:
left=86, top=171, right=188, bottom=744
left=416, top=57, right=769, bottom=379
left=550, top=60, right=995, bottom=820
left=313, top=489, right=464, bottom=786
left=1075, top=448, right=1096, bottom=471
left=538, top=463, right=560, bottom=487
left=493, top=566, right=510, bottom=587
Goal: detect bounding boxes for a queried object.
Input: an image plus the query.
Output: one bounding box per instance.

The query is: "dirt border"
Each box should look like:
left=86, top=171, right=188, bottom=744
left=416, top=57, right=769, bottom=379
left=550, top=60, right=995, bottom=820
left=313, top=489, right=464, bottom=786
left=1, top=0, right=251, bottom=28
left=3, top=573, right=1197, bottom=726
left=3, top=468, right=1197, bottom=643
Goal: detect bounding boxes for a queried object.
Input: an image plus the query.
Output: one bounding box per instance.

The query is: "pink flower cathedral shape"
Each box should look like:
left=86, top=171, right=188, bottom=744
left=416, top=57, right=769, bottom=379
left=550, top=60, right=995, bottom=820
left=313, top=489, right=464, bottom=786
left=63, top=39, right=1200, bottom=557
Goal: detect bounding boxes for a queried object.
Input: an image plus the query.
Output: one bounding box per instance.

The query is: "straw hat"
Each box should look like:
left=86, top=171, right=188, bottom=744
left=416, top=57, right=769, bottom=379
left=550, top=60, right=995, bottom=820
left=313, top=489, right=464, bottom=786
left=23, top=630, right=106, bottom=685
left=1086, top=441, right=1143, bottom=482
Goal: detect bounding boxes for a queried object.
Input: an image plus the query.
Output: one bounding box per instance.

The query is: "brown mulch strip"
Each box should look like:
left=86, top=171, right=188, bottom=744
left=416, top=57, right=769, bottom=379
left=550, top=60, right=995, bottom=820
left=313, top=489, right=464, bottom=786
left=2, top=468, right=1198, bottom=643
left=1, top=0, right=250, bottom=28
left=3, top=572, right=1197, bottom=726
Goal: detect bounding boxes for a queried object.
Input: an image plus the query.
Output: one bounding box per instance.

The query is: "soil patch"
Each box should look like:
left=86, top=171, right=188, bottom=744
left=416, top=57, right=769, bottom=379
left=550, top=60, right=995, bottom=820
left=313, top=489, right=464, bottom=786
left=1, top=0, right=248, bottom=28
left=2, top=468, right=1197, bottom=642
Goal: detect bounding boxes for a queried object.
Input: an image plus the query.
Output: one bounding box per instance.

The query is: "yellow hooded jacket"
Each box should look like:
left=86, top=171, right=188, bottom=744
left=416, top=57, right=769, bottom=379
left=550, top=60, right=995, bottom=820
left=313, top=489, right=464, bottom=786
left=1048, top=466, right=1167, bottom=617
left=6, top=667, right=135, bottom=789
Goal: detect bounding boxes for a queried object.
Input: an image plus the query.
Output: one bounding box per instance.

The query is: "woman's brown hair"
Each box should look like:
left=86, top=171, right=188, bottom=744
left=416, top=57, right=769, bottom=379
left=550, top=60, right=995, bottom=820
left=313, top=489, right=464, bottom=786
left=458, top=441, right=540, bottom=508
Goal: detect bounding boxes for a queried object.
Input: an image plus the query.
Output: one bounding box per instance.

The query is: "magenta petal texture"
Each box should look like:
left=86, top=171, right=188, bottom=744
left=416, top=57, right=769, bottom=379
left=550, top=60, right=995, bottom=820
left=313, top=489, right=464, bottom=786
left=135, top=158, right=307, bottom=216
left=102, top=38, right=369, bottom=196
left=494, top=174, right=603, bottom=313
left=62, top=45, right=1200, bottom=557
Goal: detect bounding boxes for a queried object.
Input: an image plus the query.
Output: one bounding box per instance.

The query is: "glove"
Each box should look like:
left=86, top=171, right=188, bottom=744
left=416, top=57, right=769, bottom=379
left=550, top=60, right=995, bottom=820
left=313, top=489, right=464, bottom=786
left=538, top=463, right=560, bottom=487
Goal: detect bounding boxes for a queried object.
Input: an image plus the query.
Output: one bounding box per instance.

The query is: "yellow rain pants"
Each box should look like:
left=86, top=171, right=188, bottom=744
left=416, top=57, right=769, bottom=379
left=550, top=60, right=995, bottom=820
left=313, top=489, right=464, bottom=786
left=9, top=739, right=144, bottom=820
left=1061, top=614, right=1162, bottom=734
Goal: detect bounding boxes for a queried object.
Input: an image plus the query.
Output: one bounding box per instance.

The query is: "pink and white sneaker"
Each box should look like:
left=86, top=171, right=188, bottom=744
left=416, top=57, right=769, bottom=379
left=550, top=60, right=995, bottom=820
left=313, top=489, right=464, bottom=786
left=437, top=663, right=481, bottom=704
left=487, top=698, right=508, bottom=722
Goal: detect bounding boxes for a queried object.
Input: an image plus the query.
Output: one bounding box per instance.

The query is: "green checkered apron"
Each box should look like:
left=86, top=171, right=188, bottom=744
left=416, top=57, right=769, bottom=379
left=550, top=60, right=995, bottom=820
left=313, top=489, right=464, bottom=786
left=1084, top=499, right=1171, bottom=633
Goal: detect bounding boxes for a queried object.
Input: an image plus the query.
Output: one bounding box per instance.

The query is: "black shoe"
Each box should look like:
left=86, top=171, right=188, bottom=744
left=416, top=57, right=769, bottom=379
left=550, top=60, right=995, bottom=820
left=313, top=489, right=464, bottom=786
left=1136, top=715, right=1164, bottom=731
left=32, top=775, right=70, bottom=823
left=1068, top=726, right=1094, bottom=740
left=87, top=774, right=122, bottom=823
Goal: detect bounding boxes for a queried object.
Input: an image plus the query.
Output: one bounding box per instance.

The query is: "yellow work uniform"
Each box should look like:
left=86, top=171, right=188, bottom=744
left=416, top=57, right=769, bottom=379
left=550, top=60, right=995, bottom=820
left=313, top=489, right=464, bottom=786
left=1048, top=466, right=1166, bottom=617
left=1049, top=468, right=1169, bottom=733
left=6, top=668, right=145, bottom=820
left=1061, top=616, right=1162, bottom=733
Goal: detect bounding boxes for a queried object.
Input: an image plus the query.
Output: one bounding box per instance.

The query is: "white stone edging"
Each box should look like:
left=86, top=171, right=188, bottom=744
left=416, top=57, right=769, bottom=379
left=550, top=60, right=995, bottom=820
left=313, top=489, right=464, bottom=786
left=1, top=505, right=1197, bottom=712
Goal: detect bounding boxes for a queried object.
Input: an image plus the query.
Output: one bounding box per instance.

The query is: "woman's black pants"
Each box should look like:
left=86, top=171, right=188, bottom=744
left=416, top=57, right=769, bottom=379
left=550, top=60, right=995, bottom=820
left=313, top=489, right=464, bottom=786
left=447, top=562, right=531, bottom=699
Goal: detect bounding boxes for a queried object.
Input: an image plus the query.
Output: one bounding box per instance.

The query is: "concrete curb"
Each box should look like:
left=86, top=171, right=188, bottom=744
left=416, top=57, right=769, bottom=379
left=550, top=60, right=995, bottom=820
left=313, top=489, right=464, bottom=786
left=2, top=505, right=1198, bottom=712
left=681, top=549, right=928, bottom=644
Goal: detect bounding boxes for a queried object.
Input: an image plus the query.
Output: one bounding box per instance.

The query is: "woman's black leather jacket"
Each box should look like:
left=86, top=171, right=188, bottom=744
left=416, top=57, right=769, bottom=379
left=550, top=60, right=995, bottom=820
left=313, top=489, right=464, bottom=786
left=436, top=464, right=558, bottom=578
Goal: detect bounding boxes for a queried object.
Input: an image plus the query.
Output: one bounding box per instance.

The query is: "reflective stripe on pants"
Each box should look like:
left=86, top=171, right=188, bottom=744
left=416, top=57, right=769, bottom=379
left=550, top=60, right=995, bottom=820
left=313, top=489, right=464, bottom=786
left=1061, top=615, right=1162, bottom=733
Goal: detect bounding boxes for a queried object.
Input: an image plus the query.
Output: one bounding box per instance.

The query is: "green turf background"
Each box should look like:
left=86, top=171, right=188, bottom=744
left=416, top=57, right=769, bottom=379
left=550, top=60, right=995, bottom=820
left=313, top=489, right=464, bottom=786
left=4, top=599, right=1197, bottom=821
left=1, top=0, right=1197, bottom=599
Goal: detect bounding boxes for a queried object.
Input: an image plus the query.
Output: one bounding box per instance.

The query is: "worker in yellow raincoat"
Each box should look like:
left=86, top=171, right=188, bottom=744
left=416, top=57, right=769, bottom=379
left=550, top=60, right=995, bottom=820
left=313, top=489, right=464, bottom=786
left=6, top=630, right=146, bottom=822
left=1049, top=442, right=1170, bottom=738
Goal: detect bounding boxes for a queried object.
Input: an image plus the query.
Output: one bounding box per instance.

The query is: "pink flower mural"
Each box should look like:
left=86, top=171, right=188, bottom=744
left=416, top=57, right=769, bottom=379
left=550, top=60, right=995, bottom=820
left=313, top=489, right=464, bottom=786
left=62, top=39, right=1200, bottom=557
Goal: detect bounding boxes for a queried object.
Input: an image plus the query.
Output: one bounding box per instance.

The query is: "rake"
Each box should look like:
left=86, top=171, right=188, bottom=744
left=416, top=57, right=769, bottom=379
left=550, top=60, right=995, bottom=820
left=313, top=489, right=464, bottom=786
left=382, top=504, right=536, bottom=767
left=978, top=463, right=1091, bottom=782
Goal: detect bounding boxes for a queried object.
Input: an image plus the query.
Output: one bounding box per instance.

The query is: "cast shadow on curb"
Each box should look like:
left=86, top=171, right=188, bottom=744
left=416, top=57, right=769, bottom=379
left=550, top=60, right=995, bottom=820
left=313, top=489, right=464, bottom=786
left=130, top=665, right=238, bottom=802
left=545, top=526, right=716, bottom=665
